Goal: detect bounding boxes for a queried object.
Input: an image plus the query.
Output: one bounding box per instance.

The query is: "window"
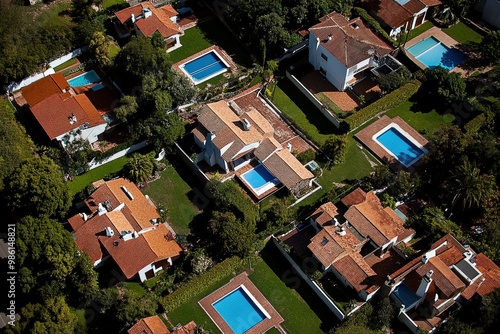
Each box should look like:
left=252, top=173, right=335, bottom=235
left=321, top=53, right=328, bottom=61
left=319, top=67, right=327, bottom=76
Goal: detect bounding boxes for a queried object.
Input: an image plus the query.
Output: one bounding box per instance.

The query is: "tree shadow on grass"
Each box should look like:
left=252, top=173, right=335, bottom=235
left=260, top=242, right=340, bottom=332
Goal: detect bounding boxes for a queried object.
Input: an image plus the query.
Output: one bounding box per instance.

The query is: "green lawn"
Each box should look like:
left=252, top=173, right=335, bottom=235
left=121, top=281, right=147, bottom=297
left=68, top=156, right=127, bottom=196
left=169, top=19, right=253, bottom=66
left=406, top=21, right=434, bottom=41
left=102, top=0, right=127, bottom=10
left=53, top=58, right=77, bottom=71
left=443, top=22, right=484, bottom=44
left=250, top=256, right=325, bottom=334
left=385, top=101, right=455, bottom=135
left=142, top=163, right=201, bottom=235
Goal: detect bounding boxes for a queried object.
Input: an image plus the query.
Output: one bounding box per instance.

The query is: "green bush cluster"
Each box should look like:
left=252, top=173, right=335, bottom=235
left=464, top=111, right=495, bottom=134
left=159, top=257, right=244, bottom=312
left=344, top=80, right=421, bottom=131
left=352, top=7, right=396, bottom=47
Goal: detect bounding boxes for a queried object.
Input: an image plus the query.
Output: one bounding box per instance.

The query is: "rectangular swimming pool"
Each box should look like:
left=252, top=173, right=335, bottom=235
left=180, top=50, right=229, bottom=84
left=68, top=70, right=101, bottom=87
left=393, top=283, right=421, bottom=309
left=213, top=287, right=266, bottom=334
left=241, top=164, right=280, bottom=196
left=407, top=36, right=467, bottom=71
left=375, top=126, right=426, bottom=168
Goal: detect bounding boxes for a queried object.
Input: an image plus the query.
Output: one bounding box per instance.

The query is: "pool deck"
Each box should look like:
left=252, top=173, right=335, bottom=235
left=199, top=272, right=285, bottom=334
left=354, top=115, right=429, bottom=172
left=404, top=26, right=467, bottom=75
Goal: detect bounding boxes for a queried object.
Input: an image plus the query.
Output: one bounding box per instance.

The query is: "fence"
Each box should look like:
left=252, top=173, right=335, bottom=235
left=285, top=71, right=341, bottom=128
left=398, top=311, right=420, bottom=333
left=175, top=142, right=209, bottom=185
left=271, top=237, right=346, bottom=321
left=88, top=141, right=148, bottom=170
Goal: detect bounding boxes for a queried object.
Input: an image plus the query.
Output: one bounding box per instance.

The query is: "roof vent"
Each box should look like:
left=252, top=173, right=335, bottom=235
left=97, top=203, right=107, bottom=216
left=242, top=118, right=251, bottom=131
left=287, top=143, right=292, bottom=152
left=69, top=114, right=77, bottom=124
left=351, top=23, right=359, bottom=29
left=229, top=101, right=244, bottom=115
left=336, top=227, right=346, bottom=236
left=105, top=227, right=115, bottom=237
left=113, top=240, right=119, bottom=246
left=82, top=212, right=88, bottom=221
left=121, top=186, right=134, bottom=200
left=327, top=34, right=332, bottom=40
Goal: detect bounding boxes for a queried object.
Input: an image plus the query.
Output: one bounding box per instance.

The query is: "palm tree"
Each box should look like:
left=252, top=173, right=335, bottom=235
left=448, top=159, right=496, bottom=210
left=126, top=154, right=154, bottom=183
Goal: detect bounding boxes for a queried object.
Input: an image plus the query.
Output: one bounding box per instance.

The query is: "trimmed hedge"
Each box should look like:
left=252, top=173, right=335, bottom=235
left=344, top=80, right=421, bottom=131
left=159, top=257, right=245, bottom=312
left=464, top=111, right=494, bottom=134
left=353, top=7, right=397, bottom=47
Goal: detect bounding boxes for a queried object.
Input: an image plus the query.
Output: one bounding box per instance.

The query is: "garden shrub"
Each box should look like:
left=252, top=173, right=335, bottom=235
left=344, top=80, right=421, bottom=131
left=296, top=149, right=316, bottom=164
left=464, top=112, right=487, bottom=134
left=159, top=257, right=244, bottom=312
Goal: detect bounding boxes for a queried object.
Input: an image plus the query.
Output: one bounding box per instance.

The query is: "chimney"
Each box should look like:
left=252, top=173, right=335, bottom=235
left=327, top=34, right=332, bottom=41
left=416, top=270, right=433, bottom=297
left=105, top=226, right=115, bottom=237
left=143, top=8, right=152, bottom=19
left=336, top=227, right=346, bottom=236
left=287, top=143, right=292, bottom=152
left=82, top=212, right=88, bottom=221
left=242, top=118, right=251, bottom=131
left=97, top=203, right=107, bottom=216
left=131, top=13, right=135, bottom=23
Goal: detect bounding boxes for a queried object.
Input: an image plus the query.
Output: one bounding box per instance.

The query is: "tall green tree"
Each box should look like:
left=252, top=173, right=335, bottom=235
left=17, top=215, right=98, bottom=302
left=448, top=159, right=496, bottom=210
left=114, top=95, right=139, bottom=123
left=125, top=153, right=155, bottom=183
left=135, top=111, right=185, bottom=153
left=425, top=67, right=466, bottom=104
left=89, top=31, right=114, bottom=67
left=6, top=297, right=79, bottom=334
left=208, top=211, right=256, bottom=258
left=480, top=30, right=500, bottom=65
left=4, top=156, right=71, bottom=218
left=322, top=134, right=348, bottom=166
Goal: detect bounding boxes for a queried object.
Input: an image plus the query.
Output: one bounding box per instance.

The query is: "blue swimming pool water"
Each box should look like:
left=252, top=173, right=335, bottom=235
left=376, top=127, right=425, bottom=167
left=213, top=287, right=266, bottom=334
left=92, top=83, right=105, bottom=91
left=407, top=37, right=467, bottom=70
left=182, top=51, right=228, bottom=83
left=242, top=165, right=275, bottom=189
left=393, top=283, right=420, bottom=308
left=68, top=70, right=101, bottom=87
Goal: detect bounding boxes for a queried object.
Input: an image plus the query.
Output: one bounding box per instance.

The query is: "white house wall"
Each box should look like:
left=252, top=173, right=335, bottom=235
left=482, top=0, right=500, bottom=28
left=81, top=123, right=107, bottom=144
left=232, top=141, right=260, bottom=159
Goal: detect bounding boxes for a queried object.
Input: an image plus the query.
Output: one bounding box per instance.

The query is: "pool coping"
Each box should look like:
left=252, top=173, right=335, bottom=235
left=354, top=115, right=429, bottom=171
left=240, top=164, right=281, bottom=197
left=199, top=272, right=284, bottom=334
left=173, top=45, right=237, bottom=84
left=403, top=26, right=466, bottom=74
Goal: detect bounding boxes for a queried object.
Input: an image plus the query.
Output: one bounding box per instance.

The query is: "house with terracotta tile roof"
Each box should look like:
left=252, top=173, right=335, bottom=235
left=20, top=73, right=108, bottom=148
left=308, top=12, right=394, bottom=91
left=306, top=198, right=410, bottom=301
left=192, top=98, right=315, bottom=198
left=387, top=234, right=500, bottom=333
left=68, top=178, right=182, bottom=282
left=115, top=1, right=182, bottom=51
left=128, top=316, right=197, bottom=334
left=360, top=0, right=442, bottom=39
left=342, top=187, right=415, bottom=255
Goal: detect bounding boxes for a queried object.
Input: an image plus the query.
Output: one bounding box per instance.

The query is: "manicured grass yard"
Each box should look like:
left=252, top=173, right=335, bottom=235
left=142, top=162, right=201, bottom=235
left=68, top=156, right=127, bottom=196
left=406, top=21, right=434, bottom=41
left=385, top=101, right=455, bottom=135
left=443, top=22, right=484, bottom=44
left=53, top=58, right=77, bottom=72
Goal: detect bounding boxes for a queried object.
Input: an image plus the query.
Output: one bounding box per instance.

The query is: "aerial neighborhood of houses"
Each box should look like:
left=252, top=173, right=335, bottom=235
left=3, top=0, right=500, bottom=333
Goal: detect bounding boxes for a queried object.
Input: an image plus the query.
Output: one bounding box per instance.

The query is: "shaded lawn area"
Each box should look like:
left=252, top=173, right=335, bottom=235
left=385, top=101, right=455, bottom=135
left=269, top=79, right=375, bottom=208
left=406, top=21, right=434, bottom=41
left=68, top=156, right=127, bottom=197
left=443, top=22, right=484, bottom=44
left=250, top=256, right=327, bottom=334
left=166, top=274, right=233, bottom=333
left=102, top=0, right=127, bottom=10
left=142, top=160, right=202, bottom=235
left=168, top=19, right=253, bottom=66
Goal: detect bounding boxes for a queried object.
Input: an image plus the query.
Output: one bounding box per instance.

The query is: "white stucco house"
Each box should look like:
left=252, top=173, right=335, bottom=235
left=308, top=12, right=393, bottom=92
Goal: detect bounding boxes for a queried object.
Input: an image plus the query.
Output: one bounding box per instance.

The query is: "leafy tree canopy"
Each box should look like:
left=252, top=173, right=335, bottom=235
left=5, top=156, right=71, bottom=218
left=322, top=134, right=348, bottom=166
left=17, top=215, right=98, bottom=302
